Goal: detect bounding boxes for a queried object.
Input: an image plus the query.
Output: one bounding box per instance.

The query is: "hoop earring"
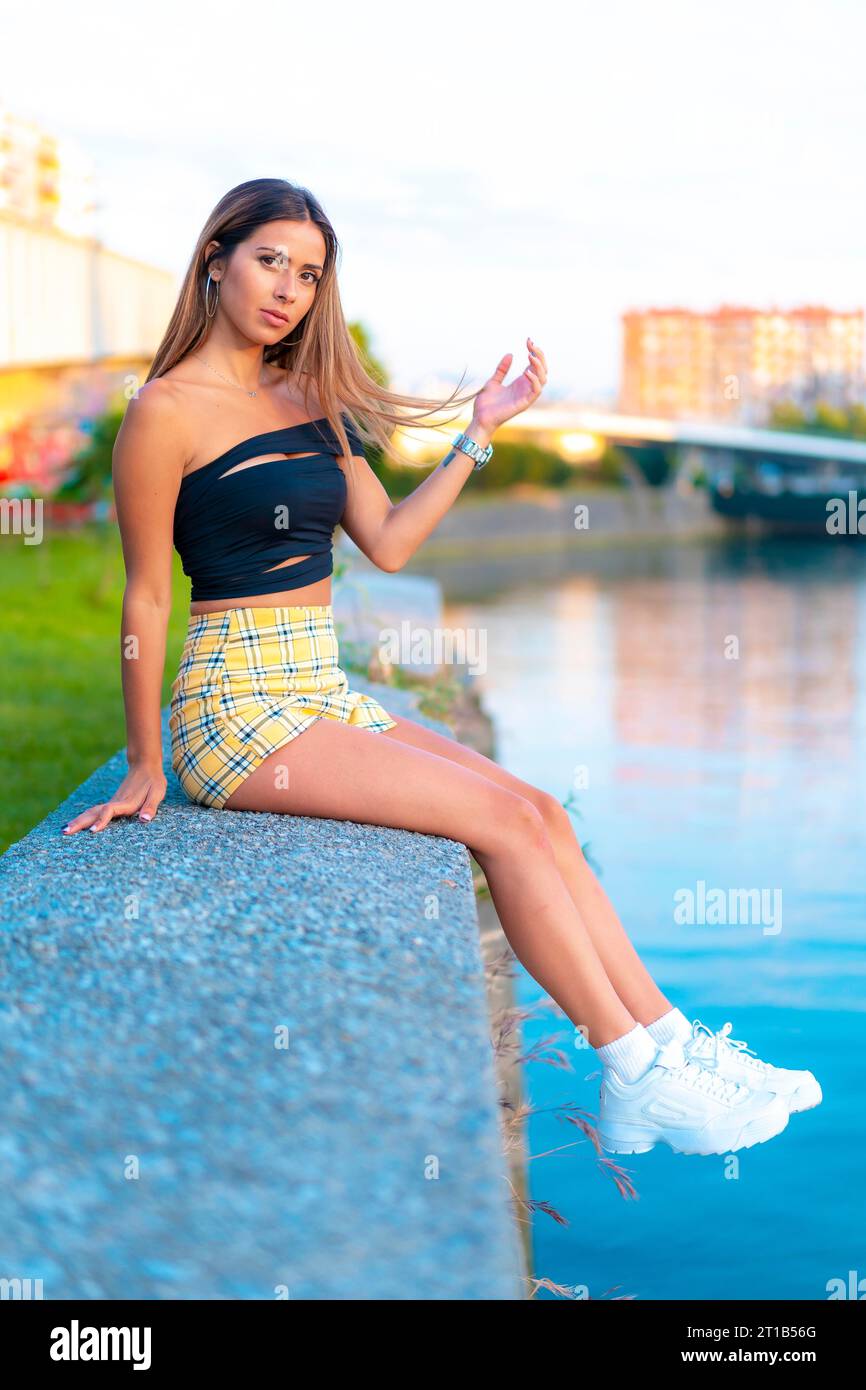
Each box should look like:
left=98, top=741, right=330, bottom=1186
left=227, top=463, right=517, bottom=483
left=204, top=273, right=220, bottom=319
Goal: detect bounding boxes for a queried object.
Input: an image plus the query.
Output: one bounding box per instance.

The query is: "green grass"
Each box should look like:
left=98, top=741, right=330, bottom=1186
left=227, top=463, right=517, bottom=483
left=0, top=525, right=195, bottom=855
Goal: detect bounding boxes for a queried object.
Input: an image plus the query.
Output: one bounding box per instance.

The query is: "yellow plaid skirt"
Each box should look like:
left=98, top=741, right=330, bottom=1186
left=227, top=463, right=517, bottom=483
left=169, top=604, right=398, bottom=809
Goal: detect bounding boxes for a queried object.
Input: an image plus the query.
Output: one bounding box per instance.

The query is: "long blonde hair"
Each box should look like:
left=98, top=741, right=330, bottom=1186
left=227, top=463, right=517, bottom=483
left=145, top=176, right=480, bottom=470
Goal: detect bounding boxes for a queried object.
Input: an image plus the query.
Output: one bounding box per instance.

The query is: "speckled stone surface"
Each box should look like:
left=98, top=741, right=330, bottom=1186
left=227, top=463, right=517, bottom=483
left=0, top=682, right=524, bottom=1300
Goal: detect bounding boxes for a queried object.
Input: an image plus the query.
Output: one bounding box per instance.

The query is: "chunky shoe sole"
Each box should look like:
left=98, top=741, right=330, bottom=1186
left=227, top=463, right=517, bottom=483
left=598, top=1101, right=790, bottom=1156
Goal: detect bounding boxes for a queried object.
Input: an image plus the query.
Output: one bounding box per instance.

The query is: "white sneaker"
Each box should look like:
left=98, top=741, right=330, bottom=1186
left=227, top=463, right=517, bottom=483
left=684, top=1019, right=823, bottom=1115
left=597, top=1037, right=790, bottom=1156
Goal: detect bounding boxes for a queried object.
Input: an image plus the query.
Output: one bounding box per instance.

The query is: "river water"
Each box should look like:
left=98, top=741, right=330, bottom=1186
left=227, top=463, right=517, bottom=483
left=438, top=535, right=866, bottom=1301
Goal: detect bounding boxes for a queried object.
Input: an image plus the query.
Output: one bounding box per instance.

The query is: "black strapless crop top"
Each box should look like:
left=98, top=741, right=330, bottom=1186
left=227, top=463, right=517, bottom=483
left=173, top=413, right=363, bottom=601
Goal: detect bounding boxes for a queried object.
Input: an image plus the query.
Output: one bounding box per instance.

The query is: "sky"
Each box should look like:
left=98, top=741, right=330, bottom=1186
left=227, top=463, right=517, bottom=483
left=1, top=0, right=864, bottom=402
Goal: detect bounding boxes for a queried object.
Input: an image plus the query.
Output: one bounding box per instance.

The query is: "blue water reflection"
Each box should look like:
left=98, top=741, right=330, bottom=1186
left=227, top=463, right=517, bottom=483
left=446, top=537, right=866, bottom=1301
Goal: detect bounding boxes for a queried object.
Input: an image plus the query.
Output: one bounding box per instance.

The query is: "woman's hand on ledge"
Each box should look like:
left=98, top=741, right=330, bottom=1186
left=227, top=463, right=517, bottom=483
left=471, top=337, right=548, bottom=435
left=61, top=763, right=168, bottom=835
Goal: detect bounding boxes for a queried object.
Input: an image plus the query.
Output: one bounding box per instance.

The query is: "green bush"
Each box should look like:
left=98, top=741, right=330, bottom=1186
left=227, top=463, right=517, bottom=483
left=768, top=399, right=866, bottom=441
left=372, top=438, right=627, bottom=497
left=53, top=408, right=124, bottom=503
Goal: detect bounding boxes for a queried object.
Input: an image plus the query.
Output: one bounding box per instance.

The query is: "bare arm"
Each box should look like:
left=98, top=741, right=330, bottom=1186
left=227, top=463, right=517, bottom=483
left=339, top=340, right=547, bottom=571
left=115, top=382, right=187, bottom=765
left=62, top=380, right=188, bottom=834
left=339, top=413, right=492, bottom=572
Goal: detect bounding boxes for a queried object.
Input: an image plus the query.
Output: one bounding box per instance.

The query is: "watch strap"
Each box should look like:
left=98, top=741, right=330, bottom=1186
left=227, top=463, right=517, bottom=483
left=452, top=431, right=493, bottom=469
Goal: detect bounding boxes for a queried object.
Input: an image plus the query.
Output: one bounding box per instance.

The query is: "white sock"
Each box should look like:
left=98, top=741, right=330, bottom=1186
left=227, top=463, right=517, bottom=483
left=645, top=1006, right=692, bottom=1047
left=596, top=1022, right=658, bottom=1083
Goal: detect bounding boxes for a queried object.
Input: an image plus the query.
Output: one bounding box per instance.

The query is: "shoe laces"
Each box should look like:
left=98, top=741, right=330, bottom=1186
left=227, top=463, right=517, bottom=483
left=687, top=1019, right=768, bottom=1074
left=676, top=1054, right=744, bottom=1103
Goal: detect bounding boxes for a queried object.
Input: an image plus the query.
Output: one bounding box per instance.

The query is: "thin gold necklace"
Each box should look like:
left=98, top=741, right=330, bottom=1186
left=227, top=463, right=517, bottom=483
left=193, top=353, right=258, bottom=398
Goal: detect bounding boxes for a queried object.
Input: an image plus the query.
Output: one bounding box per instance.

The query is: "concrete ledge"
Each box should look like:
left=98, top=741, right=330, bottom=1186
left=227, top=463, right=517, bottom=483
left=0, top=683, right=525, bottom=1299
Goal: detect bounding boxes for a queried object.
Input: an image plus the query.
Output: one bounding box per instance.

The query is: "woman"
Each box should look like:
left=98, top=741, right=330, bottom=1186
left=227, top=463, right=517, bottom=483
left=61, top=178, right=820, bottom=1156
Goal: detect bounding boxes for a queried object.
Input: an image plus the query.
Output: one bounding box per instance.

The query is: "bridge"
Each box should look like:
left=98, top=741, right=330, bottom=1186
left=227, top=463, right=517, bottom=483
left=493, top=406, right=866, bottom=529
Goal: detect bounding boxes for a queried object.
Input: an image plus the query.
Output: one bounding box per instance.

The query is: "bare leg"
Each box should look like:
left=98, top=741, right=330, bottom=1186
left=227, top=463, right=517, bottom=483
left=539, top=805, right=673, bottom=1025
left=373, top=715, right=673, bottom=1027
left=223, top=717, right=636, bottom=1048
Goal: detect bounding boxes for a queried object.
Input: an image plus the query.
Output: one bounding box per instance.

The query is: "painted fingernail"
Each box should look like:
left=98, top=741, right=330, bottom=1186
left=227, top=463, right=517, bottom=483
left=139, top=813, right=152, bottom=821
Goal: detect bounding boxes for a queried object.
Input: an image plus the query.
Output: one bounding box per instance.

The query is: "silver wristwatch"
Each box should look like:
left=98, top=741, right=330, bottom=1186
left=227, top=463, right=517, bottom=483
left=451, top=430, right=493, bottom=470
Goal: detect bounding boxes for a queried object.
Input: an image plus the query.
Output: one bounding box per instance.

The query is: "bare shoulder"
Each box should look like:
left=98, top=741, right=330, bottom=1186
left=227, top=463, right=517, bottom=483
left=116, top=375, right=187, bottom=433
left=113, top=376, right=194, bottom=479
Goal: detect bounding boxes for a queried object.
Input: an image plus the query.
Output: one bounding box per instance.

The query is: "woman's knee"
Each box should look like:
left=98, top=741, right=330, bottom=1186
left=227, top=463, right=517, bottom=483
left=533, top=789, right=579, bottom=844
left=490, top=791, right=556, bottom=854
left=502, top=782, right=575, bottom=840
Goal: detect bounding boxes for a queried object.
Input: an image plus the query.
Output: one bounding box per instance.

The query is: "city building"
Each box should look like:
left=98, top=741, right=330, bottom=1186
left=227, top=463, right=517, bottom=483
left=621, top=304, right=865, bottom=424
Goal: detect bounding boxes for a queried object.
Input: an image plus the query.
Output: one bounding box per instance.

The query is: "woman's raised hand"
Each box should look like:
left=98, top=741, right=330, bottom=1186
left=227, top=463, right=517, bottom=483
left=471, top=337, right=548, bottom=433
left=61, top=763, right=168, bottom=835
